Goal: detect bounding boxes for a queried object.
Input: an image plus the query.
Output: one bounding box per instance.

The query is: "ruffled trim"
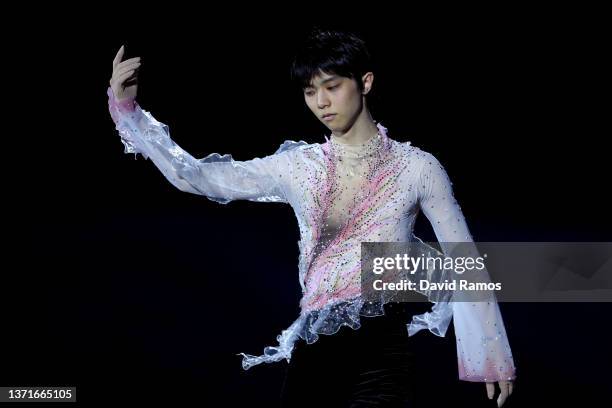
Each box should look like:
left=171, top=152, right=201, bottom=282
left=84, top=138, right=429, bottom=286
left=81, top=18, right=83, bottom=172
left=236, top=297, right=364, bottom=370
left=107, top=86, right=148, bottom=156
left=237, top=234, right=458, bottom=370
left=237, top=295, right=455, bottom=370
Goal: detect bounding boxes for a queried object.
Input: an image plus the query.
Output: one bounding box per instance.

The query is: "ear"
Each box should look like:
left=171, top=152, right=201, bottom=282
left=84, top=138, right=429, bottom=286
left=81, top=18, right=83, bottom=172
left=361, top=72, right=374, bottom=95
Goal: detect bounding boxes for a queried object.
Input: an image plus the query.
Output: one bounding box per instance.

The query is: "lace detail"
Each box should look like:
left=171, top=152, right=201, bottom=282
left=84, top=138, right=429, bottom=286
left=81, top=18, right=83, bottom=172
left=326, top=124, right=385, bottom=159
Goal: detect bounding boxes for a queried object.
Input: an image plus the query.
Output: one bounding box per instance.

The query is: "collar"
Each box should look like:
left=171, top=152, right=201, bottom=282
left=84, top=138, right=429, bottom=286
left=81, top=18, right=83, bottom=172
left=324, top=122, right=389, bottom=159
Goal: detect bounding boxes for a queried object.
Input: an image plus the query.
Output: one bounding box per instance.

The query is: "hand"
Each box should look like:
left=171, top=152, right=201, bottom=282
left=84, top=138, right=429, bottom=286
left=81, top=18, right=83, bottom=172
left=486, top=380, right=513, bottom=407
left=109, top=45, right=140, bottom=101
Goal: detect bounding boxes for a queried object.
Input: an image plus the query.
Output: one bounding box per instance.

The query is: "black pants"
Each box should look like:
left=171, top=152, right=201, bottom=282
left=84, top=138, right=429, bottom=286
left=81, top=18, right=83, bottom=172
left=280, top=302, right=432, bottom=408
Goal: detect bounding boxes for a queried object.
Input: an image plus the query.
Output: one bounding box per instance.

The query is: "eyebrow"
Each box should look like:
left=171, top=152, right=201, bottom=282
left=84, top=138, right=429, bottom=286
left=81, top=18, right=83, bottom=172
left=306, top=76, right=341, bottom=88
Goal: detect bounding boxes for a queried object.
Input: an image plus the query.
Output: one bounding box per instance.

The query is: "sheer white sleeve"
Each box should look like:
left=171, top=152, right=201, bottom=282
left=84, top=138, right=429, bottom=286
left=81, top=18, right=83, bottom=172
left=107, top=87, right=303, bottom=204
left=417, top=150, right=516, bottom=382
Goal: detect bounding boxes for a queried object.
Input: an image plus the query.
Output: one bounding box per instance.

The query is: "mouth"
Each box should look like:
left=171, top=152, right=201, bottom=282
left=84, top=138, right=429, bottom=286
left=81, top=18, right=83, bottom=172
left=322, top=113, right=337, bottom=121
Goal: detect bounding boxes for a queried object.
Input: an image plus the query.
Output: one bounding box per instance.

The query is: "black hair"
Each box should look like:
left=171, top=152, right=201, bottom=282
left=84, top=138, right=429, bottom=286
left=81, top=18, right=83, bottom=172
left=290, top=27, right=373, bottom=92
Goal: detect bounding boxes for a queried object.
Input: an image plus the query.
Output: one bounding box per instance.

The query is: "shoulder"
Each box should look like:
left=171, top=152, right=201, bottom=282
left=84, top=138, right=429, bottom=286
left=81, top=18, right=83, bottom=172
left=273, top=140, right=326, bottom=166
left=411, top=147, right=454, bottom=193
left=266, top=140, right=324, bottom=171
left=404, top=143, right=446, bottom=174
left=274, top=139, right=320, bottom=155
left=274, top=139, right=307, bottom=154
left=389, top=138, right=444, bottom=171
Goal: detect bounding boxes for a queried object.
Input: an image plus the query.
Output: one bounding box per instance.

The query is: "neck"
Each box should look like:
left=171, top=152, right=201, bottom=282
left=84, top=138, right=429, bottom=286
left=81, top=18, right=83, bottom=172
left=331, top=107, right=378, bottom=146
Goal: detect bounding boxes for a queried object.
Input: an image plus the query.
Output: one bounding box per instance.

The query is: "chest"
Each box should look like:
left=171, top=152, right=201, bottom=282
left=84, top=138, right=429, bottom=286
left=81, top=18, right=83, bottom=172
left=296, top=148, right=420, bottom=236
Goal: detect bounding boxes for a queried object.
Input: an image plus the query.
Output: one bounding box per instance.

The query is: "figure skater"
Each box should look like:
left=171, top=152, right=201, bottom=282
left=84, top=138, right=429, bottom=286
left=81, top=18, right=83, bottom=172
left=107, top=28, right=515, bottom=407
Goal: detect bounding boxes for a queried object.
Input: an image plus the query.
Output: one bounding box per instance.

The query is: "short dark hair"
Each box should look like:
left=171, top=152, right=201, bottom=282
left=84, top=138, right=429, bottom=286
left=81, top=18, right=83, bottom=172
left=290, top=27, right=373, bottom=92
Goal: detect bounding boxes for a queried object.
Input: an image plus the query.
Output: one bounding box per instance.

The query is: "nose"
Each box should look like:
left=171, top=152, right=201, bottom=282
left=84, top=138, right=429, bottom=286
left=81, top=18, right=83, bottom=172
left=316, top=91, right=330, bottom=109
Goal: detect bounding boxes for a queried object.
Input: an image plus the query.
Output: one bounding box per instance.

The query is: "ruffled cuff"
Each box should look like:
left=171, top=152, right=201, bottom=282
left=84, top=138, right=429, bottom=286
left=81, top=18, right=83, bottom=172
left=106, top=87, right=147, bottom=156
left=107, top=87, right=136, bottom=121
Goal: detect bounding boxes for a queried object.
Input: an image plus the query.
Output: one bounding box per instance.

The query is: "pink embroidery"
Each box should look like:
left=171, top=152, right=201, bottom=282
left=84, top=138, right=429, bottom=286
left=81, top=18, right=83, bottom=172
left=458, top=351, right=516, bottom=381
left=300, top=124, right=409, bottom=312
left=107, top=86, right=136, bottom=125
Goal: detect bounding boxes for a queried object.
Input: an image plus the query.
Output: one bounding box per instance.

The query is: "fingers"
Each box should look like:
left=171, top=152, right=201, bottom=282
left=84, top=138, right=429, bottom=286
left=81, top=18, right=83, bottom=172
left=115, top=57, right=141, bottom=72
left=496, top=382, right=509, bottom=407
left=485, top=381, right=513, bottom=407
left=117, top=71, right=134, bottom=85
left=112, top=45, right=141, bottom=73
left=114, top=61, right=141, bottom=78
left=113, top=45, right=124, bottom=69
left=110, top=58, right=140, bottom=86
left=110, top=68, right=136, bottom=87
left=112, top=70, right=137, bottom=88
left=486, top=382, right=495, bottom=399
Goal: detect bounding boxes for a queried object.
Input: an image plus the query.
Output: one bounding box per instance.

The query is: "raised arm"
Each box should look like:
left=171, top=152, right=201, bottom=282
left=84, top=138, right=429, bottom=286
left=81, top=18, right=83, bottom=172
left=107, top=46, right=304, bottom=205
left=416, top=149, right=515, bottom=404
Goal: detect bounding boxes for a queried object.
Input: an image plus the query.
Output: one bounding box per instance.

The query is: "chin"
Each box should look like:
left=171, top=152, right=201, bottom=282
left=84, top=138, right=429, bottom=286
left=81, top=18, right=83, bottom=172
left=324, top=120, right=343, bottom=132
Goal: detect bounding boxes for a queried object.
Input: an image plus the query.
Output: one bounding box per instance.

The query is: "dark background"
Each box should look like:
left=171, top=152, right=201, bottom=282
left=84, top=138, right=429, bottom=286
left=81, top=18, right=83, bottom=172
left=7, top=5, right=610, bottom=407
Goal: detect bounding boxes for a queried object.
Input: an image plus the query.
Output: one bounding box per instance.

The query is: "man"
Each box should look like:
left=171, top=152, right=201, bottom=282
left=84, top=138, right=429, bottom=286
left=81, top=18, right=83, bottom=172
left=108, top=28, right=515, bottom=407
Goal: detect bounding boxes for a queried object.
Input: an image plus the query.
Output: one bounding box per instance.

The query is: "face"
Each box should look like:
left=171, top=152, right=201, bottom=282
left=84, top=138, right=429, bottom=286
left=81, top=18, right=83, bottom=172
left=303, top=70, right=373, bottom=132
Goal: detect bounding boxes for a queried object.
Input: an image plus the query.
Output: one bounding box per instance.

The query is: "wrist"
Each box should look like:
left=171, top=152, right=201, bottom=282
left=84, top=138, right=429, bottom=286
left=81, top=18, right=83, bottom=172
left=107, top=86, right=136, bottom=113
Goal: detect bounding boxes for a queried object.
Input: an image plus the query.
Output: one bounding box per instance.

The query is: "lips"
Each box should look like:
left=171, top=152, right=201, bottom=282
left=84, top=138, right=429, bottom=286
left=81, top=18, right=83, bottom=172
left=322, top=113, right=337, bottom=121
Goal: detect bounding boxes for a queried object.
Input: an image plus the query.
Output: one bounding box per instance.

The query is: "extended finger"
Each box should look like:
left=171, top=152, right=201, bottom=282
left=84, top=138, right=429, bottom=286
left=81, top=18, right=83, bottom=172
left=509, top=381, right=513, bottom=395
left=113, top=45, right=125, bottom=69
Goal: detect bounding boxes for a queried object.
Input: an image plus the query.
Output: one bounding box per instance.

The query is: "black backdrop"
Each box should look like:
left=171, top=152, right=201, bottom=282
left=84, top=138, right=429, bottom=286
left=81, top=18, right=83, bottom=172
left=8, top=5, right=611, bottom=407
